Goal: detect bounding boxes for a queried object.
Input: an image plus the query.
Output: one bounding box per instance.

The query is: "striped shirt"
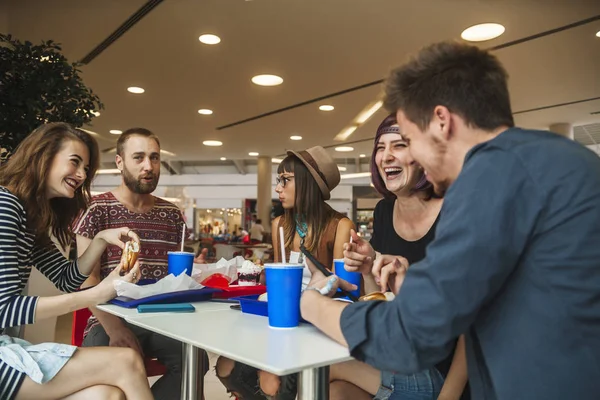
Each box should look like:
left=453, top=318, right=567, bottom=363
left=73, top=191, right=184, bottom=336
left=0, top=186, right=87, bottom=400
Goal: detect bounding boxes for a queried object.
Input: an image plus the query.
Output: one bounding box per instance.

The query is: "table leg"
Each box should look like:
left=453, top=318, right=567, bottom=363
left=298, top=366, right=330, bottom=400
left=181, top=343, right=204, bottom=400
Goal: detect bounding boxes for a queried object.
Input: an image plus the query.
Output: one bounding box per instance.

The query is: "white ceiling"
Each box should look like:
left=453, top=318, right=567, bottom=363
left=4, top=0, right=600, bottom=167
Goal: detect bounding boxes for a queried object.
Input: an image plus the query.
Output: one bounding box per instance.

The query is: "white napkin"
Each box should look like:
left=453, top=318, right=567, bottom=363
left=191, top=256, right=244, bottom=283
left=114, top=273, right=203, bottom=299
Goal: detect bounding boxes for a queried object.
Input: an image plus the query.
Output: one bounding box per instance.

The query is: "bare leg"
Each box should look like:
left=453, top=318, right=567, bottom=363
left=258, top=370, right=280, bottom=396
left=330, top=381, right=372, bottom=400
left=329, top=360, right=380, bottom=395
left=62, top=385, right=125, bottom=400
left=15, top=347, right=152, bottom=400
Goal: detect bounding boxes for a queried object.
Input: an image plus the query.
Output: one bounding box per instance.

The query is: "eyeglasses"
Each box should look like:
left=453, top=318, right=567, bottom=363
left=276, top=175, right=294, bottom=188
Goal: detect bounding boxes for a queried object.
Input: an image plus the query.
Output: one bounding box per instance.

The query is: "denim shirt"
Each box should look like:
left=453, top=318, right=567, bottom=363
left=340, top=128, right=600, bottom=399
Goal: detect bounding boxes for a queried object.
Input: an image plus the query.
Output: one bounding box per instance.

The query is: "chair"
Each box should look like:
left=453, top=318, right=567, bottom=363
left=71, top=308, right=167, bottom=377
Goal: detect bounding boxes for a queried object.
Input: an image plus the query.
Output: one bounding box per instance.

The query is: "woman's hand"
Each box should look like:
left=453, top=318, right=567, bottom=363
left=97, top=227, right=140, bottom=249
left=92, top=260, right=141, bottom=303
left=343, top=229, right=376, bottom=275
left=372, top=255, right=409, bottom=294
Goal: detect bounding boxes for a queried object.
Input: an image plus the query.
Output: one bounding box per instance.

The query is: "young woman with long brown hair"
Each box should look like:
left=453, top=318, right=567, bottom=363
left=0, top=123, right=152, bottom=400
left=216, top=146, right=354, bottom=399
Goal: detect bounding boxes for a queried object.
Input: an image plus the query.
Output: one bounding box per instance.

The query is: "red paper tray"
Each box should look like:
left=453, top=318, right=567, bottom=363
left=212, top=285, right=266, bottom=299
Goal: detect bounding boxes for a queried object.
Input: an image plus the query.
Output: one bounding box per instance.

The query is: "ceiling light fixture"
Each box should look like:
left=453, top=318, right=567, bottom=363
left=461, top=23, right=505, bottom=42
left=220, top=157, right=227, bottom=161
left=127, top=86, right=145, bottom=94
left=334, top=126, right=357, bottom=141
left=335, top=146, right=354, bottom=152
left=203, top=140, right=223, bottom=146
left=199, top=34, right=221, bottom=45
left=340, top=172, right=371, bottom=180
left=338, top=166, right=347, bottom=172
left=249, top=152, right=259, bottom=156
left=198, top=109, right=213, bottom=115
left=110, top=129, right=122, bottom=135
left=272, top=158, right=283, bottom=163
left=251, top=74, right=283, bottom=86
left=359, top=154, right=366, bottom=158
left=596, top=30, right=600, bottom=37
left=356, top=101, right=383, bottom=124
left=319, top=105, right=334, bottom=111
left=290, top=135, right=302, bottom=140
left=96, top=169, right=121, bottom=175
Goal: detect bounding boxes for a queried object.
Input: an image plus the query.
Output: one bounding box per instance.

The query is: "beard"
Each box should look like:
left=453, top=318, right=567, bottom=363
left=122, top=167, right=159, bottom=194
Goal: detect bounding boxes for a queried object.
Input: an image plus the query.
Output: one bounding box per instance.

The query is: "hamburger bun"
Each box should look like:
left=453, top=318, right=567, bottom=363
left=359, top=292, right=387, bottom=302
left=121, top=240, right=140, bottom=273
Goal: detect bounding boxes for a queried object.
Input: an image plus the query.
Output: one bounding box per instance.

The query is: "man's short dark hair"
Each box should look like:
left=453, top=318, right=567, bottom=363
left=256, top=219, right=262, bottom=224
left=116, top=127, right=160, bottom=156
left=384, top=41, right=515, bottom=132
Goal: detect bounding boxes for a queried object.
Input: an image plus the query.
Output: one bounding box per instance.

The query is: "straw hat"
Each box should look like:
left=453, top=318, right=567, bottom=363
left=287, top=146, right=340, bottom=200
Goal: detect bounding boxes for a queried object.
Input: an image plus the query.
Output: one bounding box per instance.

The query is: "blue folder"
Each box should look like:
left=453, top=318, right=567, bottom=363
left=109, top=287, right=222, bottom=308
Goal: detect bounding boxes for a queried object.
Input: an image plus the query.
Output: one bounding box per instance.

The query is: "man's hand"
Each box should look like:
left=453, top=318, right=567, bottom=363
left=108, top=325, right=144, bottom=357
left=304, top=261, right=358, bottom=298
left=343, top=229, right=376, bottom=275
left=194, top=248, right=208, bottom=264
left=372, top=255, right=409, bottom=294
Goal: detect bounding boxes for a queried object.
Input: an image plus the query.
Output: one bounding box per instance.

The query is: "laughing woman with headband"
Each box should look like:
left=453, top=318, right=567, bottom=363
left=0, top=123, right=151, bottom=400
left=327, top=115, right=469, bottom=400
left=216, top=146, right=354, bottom=400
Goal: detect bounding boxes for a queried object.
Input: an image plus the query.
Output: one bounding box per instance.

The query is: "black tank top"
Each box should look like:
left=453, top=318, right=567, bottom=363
left=370, top=198, right=468, bottom=396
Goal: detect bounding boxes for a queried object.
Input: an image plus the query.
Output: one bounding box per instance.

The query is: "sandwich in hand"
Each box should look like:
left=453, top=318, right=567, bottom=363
left=121, top=240, right=140, bottom=273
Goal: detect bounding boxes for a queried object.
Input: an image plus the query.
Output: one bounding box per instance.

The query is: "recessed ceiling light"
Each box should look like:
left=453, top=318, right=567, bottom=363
left=596, top=30, right=600, bottom=38
left=92, top=111, right=101, bottom=117
left=290, top=135, right=302, bottom=140
left=461, top=23, right=505, bottom=42
left=335, top=146, right=354, bottom=152
left=249, top=152, right=259, bottom=156
left=338, top=166, right=347, bottom=172
left=251, top=74, right=283, bottom=86
left=199, top=34, right=221, bottom=45
left=127, top=86, right=145, bottom=94
left=198, top=109, right=213, bottom=115
left=110, top=130, right=122, bottom=135
left=271, top=158, right=283, bottom=163
left=359, top=154, right=366, bottom=158
left=203, top=140, right=222, bottom=146
left=319, top=105, right=334, bottom=111
left=220, top=157, right=227, bottom=161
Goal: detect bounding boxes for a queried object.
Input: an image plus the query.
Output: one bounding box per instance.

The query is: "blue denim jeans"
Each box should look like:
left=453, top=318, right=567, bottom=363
left=373, top=368, right=444, bottom=400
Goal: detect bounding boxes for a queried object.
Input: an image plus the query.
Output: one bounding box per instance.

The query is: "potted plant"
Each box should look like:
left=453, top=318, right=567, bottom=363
left=0, top=33, right=103, bottom=162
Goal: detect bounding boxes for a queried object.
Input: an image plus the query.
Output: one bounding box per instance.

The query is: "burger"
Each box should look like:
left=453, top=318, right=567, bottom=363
left=359, top=292, right=387, bottom=302
left=121, top=240, right=140, bottom=273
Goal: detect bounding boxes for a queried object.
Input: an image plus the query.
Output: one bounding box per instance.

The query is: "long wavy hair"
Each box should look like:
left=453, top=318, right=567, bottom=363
left=277, top=155, right=341, bottom=254
left=0, top=123, right=99, bottom=248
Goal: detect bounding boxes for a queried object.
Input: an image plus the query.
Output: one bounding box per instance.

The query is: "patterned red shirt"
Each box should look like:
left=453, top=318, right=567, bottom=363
left=74, top=192, right=185, bottom=280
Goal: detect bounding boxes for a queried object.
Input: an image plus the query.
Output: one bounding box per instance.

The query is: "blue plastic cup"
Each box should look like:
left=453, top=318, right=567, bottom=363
left=167, top=251, right=195, bottom=276
left=265, top=263, right=304, bottom=329
left=333, top=259, right=361, bottom=298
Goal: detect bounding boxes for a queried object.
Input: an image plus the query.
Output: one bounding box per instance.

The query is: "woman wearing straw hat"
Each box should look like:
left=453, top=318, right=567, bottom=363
left=215, top=146, right=354, bottom=399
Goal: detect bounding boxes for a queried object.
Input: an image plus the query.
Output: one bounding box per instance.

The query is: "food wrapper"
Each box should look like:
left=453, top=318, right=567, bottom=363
left=191, top=256, right=244, bottom=284
left=114, top=273, right=203, bottom=299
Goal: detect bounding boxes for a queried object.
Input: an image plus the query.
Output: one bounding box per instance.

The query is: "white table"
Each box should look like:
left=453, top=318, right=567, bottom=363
left=125, top=308, right=353, bottom=400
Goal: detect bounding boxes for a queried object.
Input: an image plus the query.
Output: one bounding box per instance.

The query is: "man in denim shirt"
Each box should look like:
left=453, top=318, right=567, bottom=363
left=301, top=41, right=600, bottom=399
